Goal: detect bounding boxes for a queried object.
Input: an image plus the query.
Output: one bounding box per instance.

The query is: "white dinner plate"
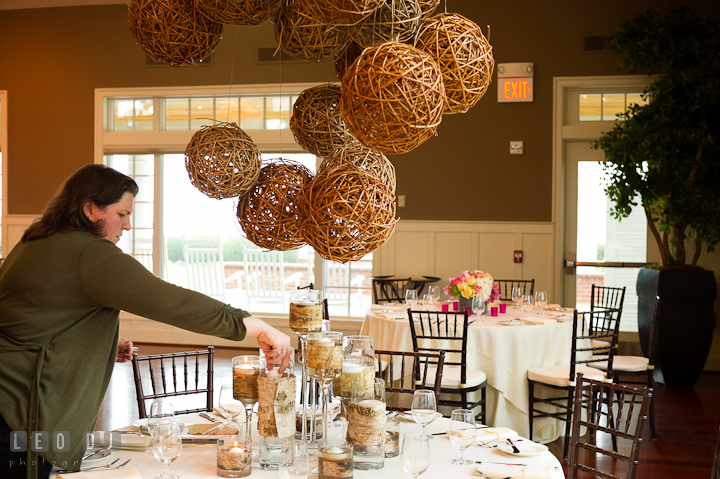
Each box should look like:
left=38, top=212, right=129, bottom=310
left=81, top=449, right=113, bottom=467
left=396, top=411, right=443, bottom=422
left=497, top=440, right=548, bottom=457
left=498, top=319, right=527, bottom=326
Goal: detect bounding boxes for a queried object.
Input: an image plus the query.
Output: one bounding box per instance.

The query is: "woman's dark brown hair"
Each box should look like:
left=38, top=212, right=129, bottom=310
left=22, top=164, right=139, bottom=242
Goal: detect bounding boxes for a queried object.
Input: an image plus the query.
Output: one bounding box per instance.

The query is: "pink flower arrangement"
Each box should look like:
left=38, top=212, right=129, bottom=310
left=444, top=270, right=501, bottom=302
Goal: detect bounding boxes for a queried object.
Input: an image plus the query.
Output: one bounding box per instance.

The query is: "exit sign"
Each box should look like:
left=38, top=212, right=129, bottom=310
left=497, top=62, right=534, bottom=103
left=499, top=78, right=533, bottom=102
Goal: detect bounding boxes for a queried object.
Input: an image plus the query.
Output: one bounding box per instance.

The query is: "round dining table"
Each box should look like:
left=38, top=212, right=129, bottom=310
left=361, top=304, right=579, bottom=443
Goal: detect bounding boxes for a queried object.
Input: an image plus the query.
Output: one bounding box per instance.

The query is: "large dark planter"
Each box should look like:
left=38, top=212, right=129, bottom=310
left=637, top=267, right=717, bottom=387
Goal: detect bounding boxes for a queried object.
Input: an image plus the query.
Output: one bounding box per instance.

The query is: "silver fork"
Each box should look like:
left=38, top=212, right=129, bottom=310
left=110, top=459, right=132, bottom=469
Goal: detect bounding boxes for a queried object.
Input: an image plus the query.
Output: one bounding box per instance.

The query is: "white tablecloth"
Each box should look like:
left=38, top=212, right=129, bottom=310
left=362, top=305, right=578, bottom=443
left=54, top=417, right=564, bottom=478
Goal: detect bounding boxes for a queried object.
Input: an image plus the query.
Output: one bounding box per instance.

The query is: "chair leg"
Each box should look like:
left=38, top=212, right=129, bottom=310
left=528, top=381, right=535, bottom=442
left=648, top=373, right=656, bottom=439
left=563, top=387, right=574, bottom=460
left=481, top=385, right=487, bottom=426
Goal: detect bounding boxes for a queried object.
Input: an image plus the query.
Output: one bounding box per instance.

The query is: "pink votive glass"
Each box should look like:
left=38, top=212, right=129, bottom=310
left=491, top=307, right=499, bottom=317
left=441, top=303, right=449, bottom=312
left=453, top=301, right=459, bottom=311
left=499, top=303, right=507, bottom=313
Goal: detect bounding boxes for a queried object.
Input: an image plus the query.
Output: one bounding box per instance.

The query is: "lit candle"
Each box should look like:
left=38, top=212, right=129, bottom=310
left=322, top=446, right=346, bottom=461
left=358, top=399, right=384, bottom=408
left=342, top=362, right=364, bottom=375
left=316, top=338, right=334, bottom=346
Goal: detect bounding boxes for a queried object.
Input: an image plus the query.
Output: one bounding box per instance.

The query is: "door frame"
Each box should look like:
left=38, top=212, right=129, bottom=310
left=552, top=75, right=653, bottom=306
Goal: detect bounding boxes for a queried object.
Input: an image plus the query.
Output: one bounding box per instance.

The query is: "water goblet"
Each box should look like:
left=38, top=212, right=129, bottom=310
left=521, top=295, right=534, bottom=313
left=405, top=289, right=418, bottom=309
left=422, top=294, right=432, bottom=311
left=427, top=286, right=441, bottom=304
left=151, top=421, right=183, bottom=479
left=535, top=291, right=548, bottom=314
left=448, top=409, right=475, bottom=465
left=148, top=400, right=176, bottom=433
left=411, top=390, right=436, bottom=439
left=472, top=295, right=485, bottom=316
left=218, top=384, right=244, bottom=426
left=401, top=432, right=430, bottom=479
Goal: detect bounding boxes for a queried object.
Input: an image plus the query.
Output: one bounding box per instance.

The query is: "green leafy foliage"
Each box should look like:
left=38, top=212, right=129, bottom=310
left=593, top=7, right=720, bottom=266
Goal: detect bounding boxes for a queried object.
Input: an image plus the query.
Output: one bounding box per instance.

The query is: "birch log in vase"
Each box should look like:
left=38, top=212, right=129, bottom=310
left=333, top=364, right=374, bottom=398
left=289, top=301, right=323, bottom=332
left=308, top=338, right=342, bottom=378
left=347, top=399, right=386, bottom=446
left=233, top=367, right=260, bottom=405
left=258, top=376, right=296, bottom=438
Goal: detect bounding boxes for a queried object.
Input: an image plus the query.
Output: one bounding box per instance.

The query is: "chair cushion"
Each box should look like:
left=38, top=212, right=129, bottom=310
left=587, top=355, right=649, bottom=372
left=527, top=365, right=606, bottom=387
left=590, top=339, right=611, bottom=349
left=425, top=366, right=487, bottom=389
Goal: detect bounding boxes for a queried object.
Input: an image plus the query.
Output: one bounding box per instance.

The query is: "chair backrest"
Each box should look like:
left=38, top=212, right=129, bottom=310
left=131, top=347, right=215, bottom=419
left=570, top=309, right=623, bottom=381
left=646, top=297, right=660, bottom=367
left=375, top=349, right=446, bottom=412
left=407, top=310, right=470, bottom=384
left=494, top=279, right=535, bottom=301
left=568, top=373, right=652, bottom=479
left=591, top=284, right=626, bottom=311
left=243, top=248, right=288, bottom=308
left=712, top=425, right=720, bottom=479
left=183, top=236, right=226, bottom=302
left=298, top=283, right=315, bottom=290
left=372, top=276, right=412, bottom=304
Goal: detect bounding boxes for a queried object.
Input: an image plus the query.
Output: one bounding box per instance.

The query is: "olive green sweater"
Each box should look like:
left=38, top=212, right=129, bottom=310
left=0, top=231, right=250, bottom=475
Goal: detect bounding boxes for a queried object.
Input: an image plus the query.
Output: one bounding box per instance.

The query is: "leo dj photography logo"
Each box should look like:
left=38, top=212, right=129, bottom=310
left=9, top=431, right=121, bottom=453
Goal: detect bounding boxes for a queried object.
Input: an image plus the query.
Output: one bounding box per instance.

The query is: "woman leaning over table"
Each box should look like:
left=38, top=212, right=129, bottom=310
left=0, top=164, right=291, bottom=479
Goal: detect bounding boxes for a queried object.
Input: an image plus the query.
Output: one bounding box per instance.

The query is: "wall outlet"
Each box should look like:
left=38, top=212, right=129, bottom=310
left=397, top=195, right=406, bottom=207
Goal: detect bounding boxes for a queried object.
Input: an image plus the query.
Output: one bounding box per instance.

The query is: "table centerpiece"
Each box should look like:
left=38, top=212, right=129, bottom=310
left=444, top=270, right=500, bottom=314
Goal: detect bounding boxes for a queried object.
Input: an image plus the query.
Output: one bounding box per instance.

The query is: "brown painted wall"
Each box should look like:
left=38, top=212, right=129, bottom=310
left=1, top=1, right=718, bottom=220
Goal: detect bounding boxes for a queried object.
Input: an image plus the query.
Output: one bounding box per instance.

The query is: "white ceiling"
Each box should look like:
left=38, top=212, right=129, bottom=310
left=0, top=0, right=128, bottom=10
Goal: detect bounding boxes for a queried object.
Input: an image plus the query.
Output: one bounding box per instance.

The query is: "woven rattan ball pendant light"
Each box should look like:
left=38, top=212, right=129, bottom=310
left=193, top=0, right=282, bottom=26
left=341, top=41, right=445, bottom=155
left=236, top=158, right=313, bottom=251
left=185, top=122, right=261, bottom=199
left=128, top=0, right=223, bottom=66
left=296, top=0, right=384, bottom=24
left=297, top=165, right=397, bottom=264
left=273, top=1, right=349, bottom=60
left=318, top=146, right=396, bottom=193
left=349, top=0, right=421, bottom=48
left=290, top=84, right=361, bottom=157
left=415, top=13, right=494, bottom=114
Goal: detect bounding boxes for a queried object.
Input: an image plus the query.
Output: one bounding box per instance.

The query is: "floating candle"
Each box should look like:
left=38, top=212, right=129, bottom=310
left=357, top=399, right=384, bottom=408
left=342, top=362, right=364, bottom=374
left=315, top=338, right=334, bottom=346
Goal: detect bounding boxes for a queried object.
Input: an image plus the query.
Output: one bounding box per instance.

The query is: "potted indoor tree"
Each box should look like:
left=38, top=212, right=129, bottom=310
left=594, top=7, right=720, bottom=386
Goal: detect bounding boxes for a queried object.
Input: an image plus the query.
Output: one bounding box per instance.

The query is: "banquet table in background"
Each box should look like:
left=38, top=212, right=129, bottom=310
left=362, top=305, right=580, bottom=443
left=51, top=417, right=564, bottom=479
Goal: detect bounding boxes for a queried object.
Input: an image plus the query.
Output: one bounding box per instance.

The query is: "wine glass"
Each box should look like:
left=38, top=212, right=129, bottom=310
left=511, top=286, right=524, bottom=309
left=148, top=400, right=176, bottom=433
left=427, top=286, right=441, bottom=304
left=448, top=409, right=475, bottom=465
left=151, top=421, right=183, bottom=479
left=279, top=440, right=310, bottom=479
left=535, top=291, right=548, bottom=314
left=401, top=432, right=430, bottom=478
left=521, top=294, right=534, bottom=313
left=472, top=295, right=485, bottom=316
left=218, top=384, right=244, bottom=426
left=405, top=289, right=418, bottom=308
left=411, top=390, right=437, bottom=439
left=422, top=294, right=432, bottom=311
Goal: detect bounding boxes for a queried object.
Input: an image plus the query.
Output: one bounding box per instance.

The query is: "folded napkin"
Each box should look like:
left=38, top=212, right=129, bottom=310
left=521, top=316, right=557, bottom=325
left=89, top=431, right=155, bottom=449
left=376, top=312, right=407, bottom=319
left=475, top=427, right=517, bottom=443
left=477, top=464, right=553, bottom=479
left=550, top=313, right=572, bottom=321
left=57, top=467, right=142, bottom=479
left=370, top=303, right=407, bottom=312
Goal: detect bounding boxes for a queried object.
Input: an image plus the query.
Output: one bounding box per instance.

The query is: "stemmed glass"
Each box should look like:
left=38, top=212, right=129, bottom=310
left=151, top=421, right=183, bottom=479
left=307, top=331, right=343, bottom=444
left=401, top=432, right=430, bottom=478
left=448, top=409, right=475, bottom=465
left=511, top=287, right=524, bottom=309
left=535, top=291, right=548, bottom=314
left=422, top=294, right=432, bottom=311
left=427, top=286, right=441, bottom=305
left=148, top=401, right=176, bottom=431
left=405, top=289, right=418, bottom=308
left=519, top=295, right=533, bottom=313
left=472, top=295, right=485, bottom=316
left=279, top=440, right=310, bottom=479
left=411, top=390, right=437, bottom=439
left=217, top=384, right=243, bottom=428
left=232, top=355, right=263, bottom=444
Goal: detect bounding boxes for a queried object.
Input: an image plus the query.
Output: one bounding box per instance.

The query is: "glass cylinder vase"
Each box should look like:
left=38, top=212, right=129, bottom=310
left=289, top=289, right=324, bottom=334
left=347, top=378, right=385, bottom=470
left=307, top=331, right=343, bottom=445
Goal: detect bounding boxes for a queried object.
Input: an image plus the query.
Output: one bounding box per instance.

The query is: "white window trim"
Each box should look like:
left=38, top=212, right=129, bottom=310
left=0, top=90, right=7, bottom=257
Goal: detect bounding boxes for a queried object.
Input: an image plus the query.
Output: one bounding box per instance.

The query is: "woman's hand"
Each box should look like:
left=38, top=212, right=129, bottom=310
left=116, top=337, right=135, bottom=363
left=243, top=316, right=292, bottom=371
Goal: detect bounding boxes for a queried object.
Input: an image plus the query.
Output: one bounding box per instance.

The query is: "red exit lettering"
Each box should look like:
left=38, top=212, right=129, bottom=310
left=503, top=80, right=532, bottom=100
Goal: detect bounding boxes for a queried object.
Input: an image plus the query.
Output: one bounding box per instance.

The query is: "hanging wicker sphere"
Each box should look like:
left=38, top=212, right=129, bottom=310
left=290, top=84, right=361, bottom=157
left=296, top=0, right=384, bottom=24
left=297, top=165, right=397, bottom=264
left=341, top=41, right=445, bottom=155
left=418, top=0, right=440, bottom=19
left=185, top=122, right=261, bottom=199
left=334, top=40, right=365, bottom=80
left=236, top=158, right=313, bottom=251
left=128, top=0, right=223, bottom=66
left=193, top=0, right=282, bottom=26
left=414, top=13, right=494, bottom=114
left=349, top=0, right=421, bottom=48
left=318, top=146, right=396, bottom=193
left=273, top=1, right=349, bottom=60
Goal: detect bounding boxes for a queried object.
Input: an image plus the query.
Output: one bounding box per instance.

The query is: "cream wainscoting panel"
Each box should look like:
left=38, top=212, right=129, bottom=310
left=373, top=220, right=556, bottom=299
left=3, top=215, right=36, bottom=254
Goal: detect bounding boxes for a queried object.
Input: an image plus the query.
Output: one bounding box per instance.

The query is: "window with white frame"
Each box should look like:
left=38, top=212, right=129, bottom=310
left=97, top=85, right=372, bottom=317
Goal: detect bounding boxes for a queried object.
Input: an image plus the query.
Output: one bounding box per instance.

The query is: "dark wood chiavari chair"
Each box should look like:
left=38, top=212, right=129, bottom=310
left=374, top=349, right=446, bottom=412
left=494, top=279, right=535, bottom=301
